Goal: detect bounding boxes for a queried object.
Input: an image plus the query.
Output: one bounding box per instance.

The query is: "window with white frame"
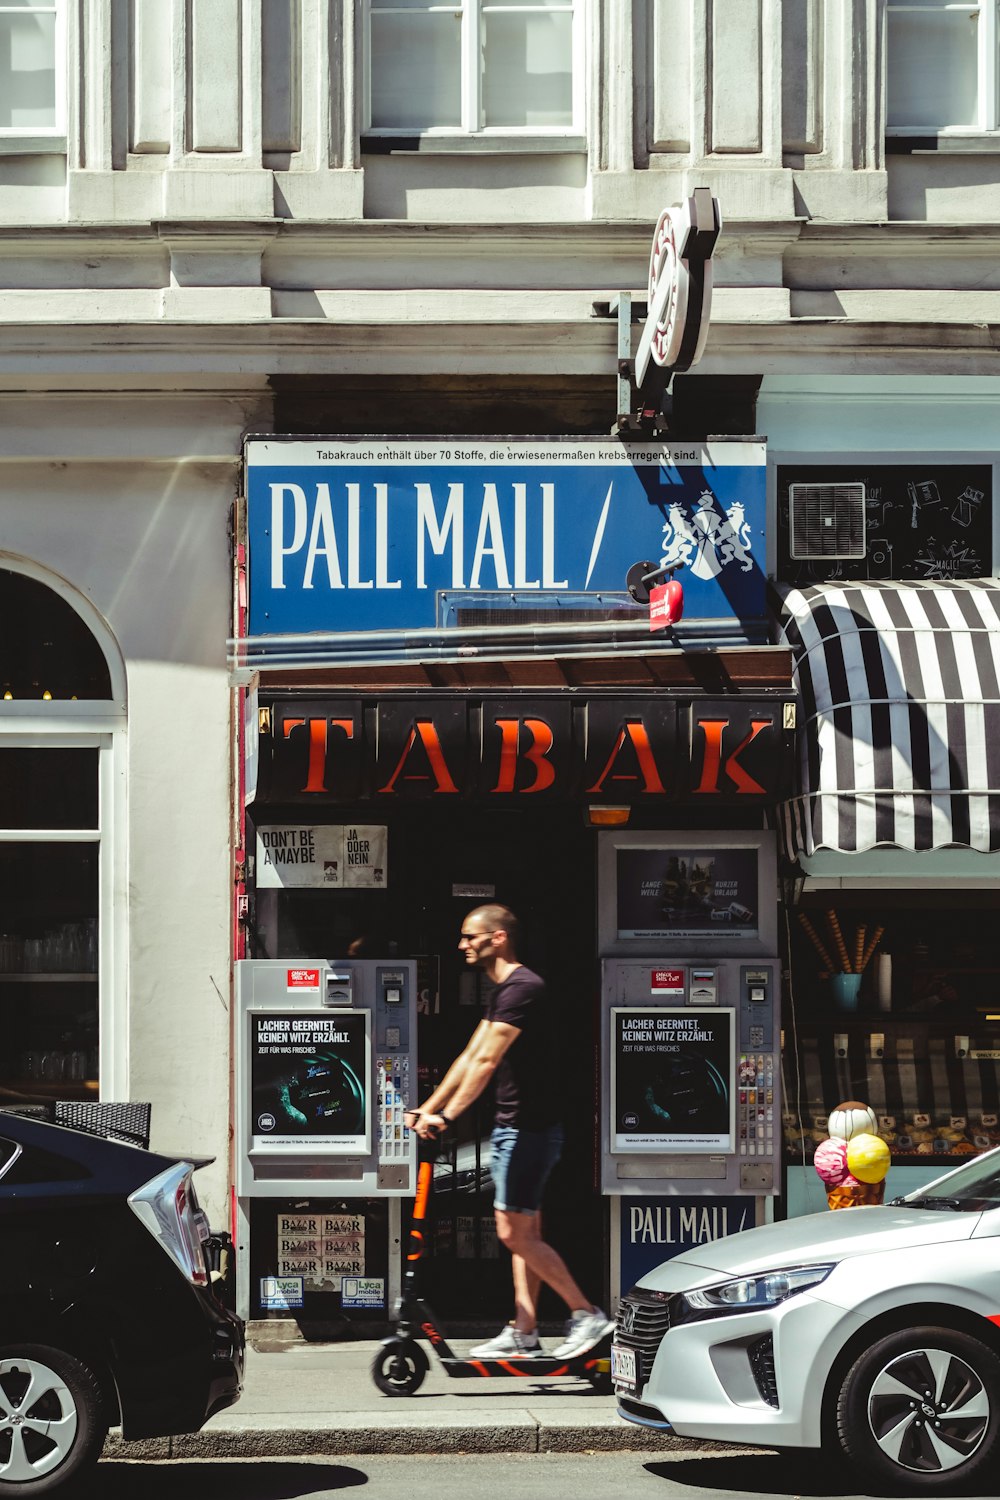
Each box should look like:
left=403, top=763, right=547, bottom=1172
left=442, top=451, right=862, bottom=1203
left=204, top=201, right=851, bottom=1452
left=0, top=567, right=125, bottom=1106
left=366, top=0, right=580, bottom=136
left=0, top=0, right=62, bottom=136
left=887, top=1, right=1000, bottom=132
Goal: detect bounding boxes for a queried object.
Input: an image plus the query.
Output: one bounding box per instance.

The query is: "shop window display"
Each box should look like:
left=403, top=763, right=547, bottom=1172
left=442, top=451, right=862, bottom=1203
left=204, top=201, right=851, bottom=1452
left=783, top=904, right=1000, bottom=1173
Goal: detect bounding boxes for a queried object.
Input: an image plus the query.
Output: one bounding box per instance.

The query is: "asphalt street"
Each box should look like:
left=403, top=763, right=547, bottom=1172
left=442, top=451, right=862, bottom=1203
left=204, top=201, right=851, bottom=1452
left=92, top=1449, right=996, bottom=1500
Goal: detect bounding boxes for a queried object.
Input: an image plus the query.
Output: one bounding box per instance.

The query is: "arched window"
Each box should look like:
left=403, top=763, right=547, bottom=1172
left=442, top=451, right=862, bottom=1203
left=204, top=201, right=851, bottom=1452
left=0, top=565, right=125, bottom=1109
left=0, top=568, right=112, bottom=700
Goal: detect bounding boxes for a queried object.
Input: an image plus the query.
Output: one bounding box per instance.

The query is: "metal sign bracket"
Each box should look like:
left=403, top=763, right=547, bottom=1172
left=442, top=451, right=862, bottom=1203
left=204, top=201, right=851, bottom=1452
left=607, top=293, right=672, bottom=438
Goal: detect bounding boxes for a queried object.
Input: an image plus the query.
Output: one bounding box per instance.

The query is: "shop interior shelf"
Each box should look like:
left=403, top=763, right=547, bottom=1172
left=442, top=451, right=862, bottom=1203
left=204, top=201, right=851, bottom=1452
left=0, top=1080, right=98, bottom=1099
left=0, top=972, right=97, bottom=982
left=795, top=1012, right=995, bottom=1027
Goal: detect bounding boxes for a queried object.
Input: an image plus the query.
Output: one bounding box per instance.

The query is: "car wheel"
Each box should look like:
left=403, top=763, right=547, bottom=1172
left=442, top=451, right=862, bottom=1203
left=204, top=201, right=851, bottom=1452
left=837, top=1326, right=1000, bottom=1492
left=0, top=1345, right=107, bottom=1496
left=371, top=1337, right=429, bottom=1397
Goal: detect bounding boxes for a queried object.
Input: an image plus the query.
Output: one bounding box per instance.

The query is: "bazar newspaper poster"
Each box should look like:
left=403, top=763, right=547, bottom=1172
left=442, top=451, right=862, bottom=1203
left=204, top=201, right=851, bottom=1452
left=616, top=848, right=758, bottom=940
left=274, top=1210, right=367, bottom=1286
left=611, top=1007, right=734, bottom=1152
left=250, top=1011, right=370, bottom=1153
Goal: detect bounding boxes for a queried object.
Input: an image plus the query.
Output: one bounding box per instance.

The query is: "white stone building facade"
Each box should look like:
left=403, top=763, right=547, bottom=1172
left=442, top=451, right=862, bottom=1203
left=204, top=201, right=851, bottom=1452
left=1, top=1, right=998, bottom=1223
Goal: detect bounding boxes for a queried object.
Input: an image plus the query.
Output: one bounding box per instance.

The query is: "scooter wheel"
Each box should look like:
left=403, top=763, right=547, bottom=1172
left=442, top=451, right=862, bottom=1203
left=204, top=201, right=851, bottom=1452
left=371, top=1337, right=429, bottom=1396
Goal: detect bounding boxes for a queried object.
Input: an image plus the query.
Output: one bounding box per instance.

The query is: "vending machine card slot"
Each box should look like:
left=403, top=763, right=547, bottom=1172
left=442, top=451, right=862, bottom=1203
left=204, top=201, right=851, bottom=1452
left=324, top=970, right=353, bottom=1007
left=739, top=966, right=774, bottom=1050
left=690, top=968, right=717, bottom=1004
left=382, top=969, right=404, bottom=1005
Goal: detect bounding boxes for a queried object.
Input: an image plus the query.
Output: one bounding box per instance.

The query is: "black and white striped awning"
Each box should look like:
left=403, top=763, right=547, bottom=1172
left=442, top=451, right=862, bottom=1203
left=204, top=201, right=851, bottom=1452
left=779, top=581, right=1000, bottom=857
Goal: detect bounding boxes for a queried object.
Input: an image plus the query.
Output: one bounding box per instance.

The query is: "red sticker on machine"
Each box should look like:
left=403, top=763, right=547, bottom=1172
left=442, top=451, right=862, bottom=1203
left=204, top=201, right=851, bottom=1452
left=287, top=968, right=320, bottom=992
left=651, top=969, right=684, bottom=997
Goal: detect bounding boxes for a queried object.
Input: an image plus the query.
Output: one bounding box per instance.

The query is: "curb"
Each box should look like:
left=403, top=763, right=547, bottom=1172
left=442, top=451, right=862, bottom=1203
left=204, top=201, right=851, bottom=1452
left=102, top=1412, right=711, bottom=1460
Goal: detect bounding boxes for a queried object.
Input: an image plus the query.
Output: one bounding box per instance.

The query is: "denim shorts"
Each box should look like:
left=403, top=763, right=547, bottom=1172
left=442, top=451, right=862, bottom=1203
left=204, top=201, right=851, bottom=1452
left=490, top=1123, right=564, bottom=1214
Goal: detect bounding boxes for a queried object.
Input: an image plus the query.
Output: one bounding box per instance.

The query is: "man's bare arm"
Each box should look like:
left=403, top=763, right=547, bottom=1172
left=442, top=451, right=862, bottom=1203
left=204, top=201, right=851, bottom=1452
left=417, top=1019, right=492, bottom=1116
left=431, top=1021, right=520, bottom=1121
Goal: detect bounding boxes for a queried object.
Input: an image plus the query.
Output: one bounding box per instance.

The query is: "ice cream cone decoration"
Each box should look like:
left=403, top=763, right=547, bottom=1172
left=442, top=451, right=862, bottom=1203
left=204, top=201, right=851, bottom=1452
left=799, top=912, right=885, bottom=979
left=826, top=910, right=852, bottom=973
left=815, top=1099, right=890, bottom=1210
left=797, top=913, right=835, bottom=974
left=860, top=925, right=885, bottom=973
left=854, top=924, right=866, bottom=976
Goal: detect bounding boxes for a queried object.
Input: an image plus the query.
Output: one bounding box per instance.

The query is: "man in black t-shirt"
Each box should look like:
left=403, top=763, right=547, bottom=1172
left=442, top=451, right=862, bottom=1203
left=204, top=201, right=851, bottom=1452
left=408, top=904, right=612, bottom=1360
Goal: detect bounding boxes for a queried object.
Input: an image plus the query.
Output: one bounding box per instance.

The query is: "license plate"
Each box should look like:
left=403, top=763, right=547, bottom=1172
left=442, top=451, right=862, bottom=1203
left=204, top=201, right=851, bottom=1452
left=611, top=1343, right=637, bottom=1392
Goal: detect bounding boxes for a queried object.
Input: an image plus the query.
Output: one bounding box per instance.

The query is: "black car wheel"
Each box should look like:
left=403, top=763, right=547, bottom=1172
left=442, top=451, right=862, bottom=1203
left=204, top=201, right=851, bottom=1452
left=0, top=1345, right=107, bottom=1496
left=371, top=1338, right=429, bottom=1397
left=837, top=1326, right=1000, bottom=1492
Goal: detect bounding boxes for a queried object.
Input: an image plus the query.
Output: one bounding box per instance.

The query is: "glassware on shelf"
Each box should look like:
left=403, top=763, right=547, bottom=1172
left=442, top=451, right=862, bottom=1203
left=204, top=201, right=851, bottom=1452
left=0, top=934, right=22, bottom=971
left=40, top=1051, right=65, bottom=1082
left=84, top=919, right=98, bottom=972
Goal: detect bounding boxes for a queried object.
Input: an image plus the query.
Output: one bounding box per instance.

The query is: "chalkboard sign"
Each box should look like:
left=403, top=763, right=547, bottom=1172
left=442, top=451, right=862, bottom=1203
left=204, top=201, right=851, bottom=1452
left=777, top=465, right=992, bottom=584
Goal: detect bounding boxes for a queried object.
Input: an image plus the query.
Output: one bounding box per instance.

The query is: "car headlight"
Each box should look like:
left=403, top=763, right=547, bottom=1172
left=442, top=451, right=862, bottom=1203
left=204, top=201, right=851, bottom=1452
left=682, top=1263, right=835, bottom=1318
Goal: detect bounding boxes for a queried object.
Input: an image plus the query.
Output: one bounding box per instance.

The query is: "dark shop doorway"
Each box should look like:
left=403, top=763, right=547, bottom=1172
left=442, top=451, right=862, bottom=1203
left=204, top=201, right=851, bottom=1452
left=252, top=801, right=605, bottom=1328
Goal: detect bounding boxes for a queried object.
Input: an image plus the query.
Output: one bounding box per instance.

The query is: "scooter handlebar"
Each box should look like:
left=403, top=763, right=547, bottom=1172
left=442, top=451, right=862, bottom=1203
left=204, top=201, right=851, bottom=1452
left=403, top=1110, right=452, bottom=1154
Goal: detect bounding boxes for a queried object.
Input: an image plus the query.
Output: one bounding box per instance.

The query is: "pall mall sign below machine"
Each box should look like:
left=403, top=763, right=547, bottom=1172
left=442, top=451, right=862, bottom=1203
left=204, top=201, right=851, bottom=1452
left=244, top=438, right=766, bottom=634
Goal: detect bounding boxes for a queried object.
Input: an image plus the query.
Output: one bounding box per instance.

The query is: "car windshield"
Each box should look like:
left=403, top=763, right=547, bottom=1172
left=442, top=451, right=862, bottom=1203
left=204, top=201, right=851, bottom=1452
left=896, top=1146, right=1000, bottom=1212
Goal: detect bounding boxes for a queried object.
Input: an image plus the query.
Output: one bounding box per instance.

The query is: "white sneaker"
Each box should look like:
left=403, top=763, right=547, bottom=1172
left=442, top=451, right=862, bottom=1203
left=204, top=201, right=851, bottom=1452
left=469, top=1324, right=542, bottom=1358
left=551, top=1307, right=614, bottom=1359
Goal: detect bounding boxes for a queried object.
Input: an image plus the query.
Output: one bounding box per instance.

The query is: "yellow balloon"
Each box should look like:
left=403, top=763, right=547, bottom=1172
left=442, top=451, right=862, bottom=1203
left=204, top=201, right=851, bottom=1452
left=846, top=1131, right=890, bottom=1184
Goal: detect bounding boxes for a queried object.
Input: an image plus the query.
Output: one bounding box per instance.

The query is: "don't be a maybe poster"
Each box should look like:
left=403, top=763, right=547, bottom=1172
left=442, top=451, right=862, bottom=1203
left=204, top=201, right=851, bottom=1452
left=611, top=1007, right=734, bottom=1152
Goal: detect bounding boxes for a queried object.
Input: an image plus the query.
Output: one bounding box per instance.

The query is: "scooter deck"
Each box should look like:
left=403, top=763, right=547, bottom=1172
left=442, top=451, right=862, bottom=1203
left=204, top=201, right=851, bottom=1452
left=438, top=1336, right=612, bottom=1379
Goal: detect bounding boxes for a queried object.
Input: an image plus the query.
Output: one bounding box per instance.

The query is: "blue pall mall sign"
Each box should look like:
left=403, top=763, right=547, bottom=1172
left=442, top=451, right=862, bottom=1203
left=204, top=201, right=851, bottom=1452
left=244, top=438, right=767, bottom=636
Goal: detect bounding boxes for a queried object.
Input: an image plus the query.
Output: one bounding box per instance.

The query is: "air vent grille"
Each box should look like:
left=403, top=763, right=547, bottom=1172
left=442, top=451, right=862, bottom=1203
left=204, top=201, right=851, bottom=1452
left=788, top=483, right=866, bottom=560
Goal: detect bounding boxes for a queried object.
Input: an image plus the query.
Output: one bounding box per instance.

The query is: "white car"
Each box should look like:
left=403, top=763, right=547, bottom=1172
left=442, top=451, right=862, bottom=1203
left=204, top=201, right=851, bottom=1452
left=614, top=1146, right=1000, bottom=1493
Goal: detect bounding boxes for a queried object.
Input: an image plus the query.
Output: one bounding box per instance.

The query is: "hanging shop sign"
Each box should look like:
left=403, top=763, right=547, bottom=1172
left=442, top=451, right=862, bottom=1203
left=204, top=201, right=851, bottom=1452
left=244, top=438, right=767, bottom=635
left=253, top=695, right=794, bottom=805
left=256, top=824, right=387, bottom=889
left=635, top=189, right=721, bottom=385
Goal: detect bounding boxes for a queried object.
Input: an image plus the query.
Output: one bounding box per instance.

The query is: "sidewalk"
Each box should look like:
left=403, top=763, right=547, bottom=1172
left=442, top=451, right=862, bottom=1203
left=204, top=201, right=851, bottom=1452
left=105, top=1340, right=715, bottom=1461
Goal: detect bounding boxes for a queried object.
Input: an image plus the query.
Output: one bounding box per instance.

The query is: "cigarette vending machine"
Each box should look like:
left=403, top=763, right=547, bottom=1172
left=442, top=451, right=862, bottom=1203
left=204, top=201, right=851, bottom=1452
left=597, top=831, right=780, bottom=1306
left=234, top=958, right=416, bottom=1324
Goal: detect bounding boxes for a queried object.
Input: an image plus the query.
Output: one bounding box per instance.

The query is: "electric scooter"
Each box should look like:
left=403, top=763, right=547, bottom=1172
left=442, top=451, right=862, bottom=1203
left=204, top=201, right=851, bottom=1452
left=371, top=1136, right=612, bottom=1396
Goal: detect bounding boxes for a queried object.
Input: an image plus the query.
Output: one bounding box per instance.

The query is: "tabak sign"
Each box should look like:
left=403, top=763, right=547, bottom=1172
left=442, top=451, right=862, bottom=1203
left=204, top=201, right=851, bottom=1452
left=244, top=438, right=766, bottom=634
left=254, top=696, right=793, bottom=805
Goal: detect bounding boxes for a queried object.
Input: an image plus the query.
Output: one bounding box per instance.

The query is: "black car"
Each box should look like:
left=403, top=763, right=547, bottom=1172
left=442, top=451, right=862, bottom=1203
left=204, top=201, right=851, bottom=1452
left=0, top=1105, right=244, bottom=1495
